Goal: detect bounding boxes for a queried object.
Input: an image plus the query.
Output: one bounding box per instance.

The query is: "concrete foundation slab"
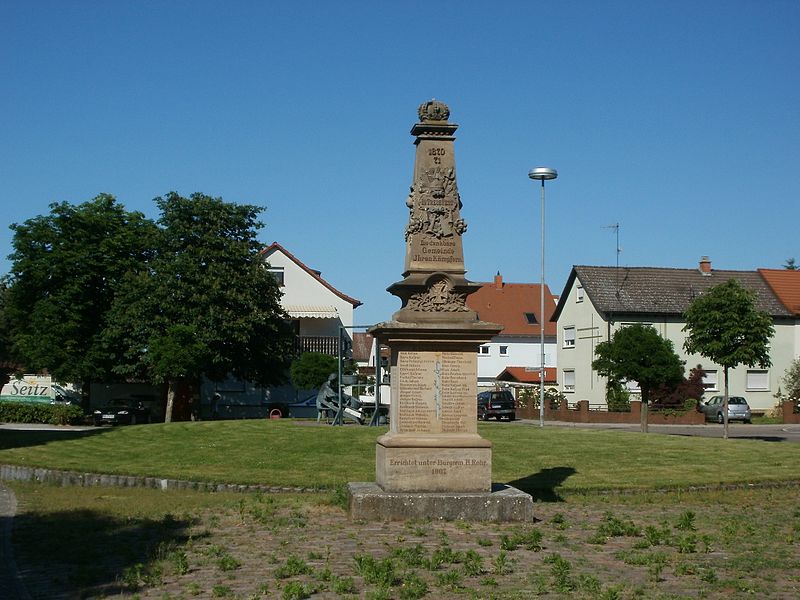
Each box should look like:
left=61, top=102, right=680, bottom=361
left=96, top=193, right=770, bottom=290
left=348, top=482, right=534, bottom=522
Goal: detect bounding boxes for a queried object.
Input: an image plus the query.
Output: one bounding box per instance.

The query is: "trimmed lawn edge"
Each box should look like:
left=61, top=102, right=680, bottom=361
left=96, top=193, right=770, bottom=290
left=4, top=462, right=800, bottom=499
left=0, top=464, right=320, bottom=494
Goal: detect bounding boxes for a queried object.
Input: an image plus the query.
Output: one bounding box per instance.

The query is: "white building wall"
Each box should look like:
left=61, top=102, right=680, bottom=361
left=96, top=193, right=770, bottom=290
left=555, top=278, right=608, bottom=405
left=265, top=250, right=355, bottom=337
left=476, top=336, right=556, bottom=385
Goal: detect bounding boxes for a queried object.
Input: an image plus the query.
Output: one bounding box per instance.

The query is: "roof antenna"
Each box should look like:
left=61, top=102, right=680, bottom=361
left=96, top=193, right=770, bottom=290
left=604, top=223, right=621, bottom=298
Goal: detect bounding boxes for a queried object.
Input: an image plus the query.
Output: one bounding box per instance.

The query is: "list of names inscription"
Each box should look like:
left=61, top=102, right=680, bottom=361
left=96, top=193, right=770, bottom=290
left=395, top=350, right=474, bottom=434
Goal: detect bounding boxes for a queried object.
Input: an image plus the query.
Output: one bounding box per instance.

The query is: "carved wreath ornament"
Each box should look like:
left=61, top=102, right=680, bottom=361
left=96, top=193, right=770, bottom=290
left=406, top=278, right=469, bottom=313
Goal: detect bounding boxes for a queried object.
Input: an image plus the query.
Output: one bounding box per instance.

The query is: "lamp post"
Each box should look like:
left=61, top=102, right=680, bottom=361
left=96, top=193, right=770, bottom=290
left=528, top=167, right=558, bottom=428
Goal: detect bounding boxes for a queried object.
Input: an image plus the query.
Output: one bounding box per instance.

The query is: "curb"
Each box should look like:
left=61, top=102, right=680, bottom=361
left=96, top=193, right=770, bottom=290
left=0, top=464, right=321, bottom=494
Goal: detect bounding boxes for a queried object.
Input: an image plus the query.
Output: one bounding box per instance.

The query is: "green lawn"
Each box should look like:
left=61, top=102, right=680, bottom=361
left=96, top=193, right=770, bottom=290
left=1, top=420, right=799, bottom=495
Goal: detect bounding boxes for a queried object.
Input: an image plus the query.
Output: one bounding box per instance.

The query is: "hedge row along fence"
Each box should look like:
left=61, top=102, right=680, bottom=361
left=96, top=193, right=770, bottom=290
left=0, top=401, right=85, bottom=425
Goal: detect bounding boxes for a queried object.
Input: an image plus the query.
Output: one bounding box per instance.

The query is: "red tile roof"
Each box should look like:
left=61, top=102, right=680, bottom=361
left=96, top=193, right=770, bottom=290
left=759, top=269, right=800, bottom=316
left=260, top=242, right=362, bottom=308
left=466, top=274, right=557, bottom=336
left=496, top=367, right=558, bottom=384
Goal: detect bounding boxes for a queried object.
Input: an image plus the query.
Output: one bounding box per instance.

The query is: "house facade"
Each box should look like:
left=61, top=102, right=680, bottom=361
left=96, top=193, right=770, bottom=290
left=260, top=242, right=362, bottom=355
left=759, top=269, right=800, bottom=358
left=552, top=258, right=796, bottom=412
left=465, top=273, right=558, bottom=390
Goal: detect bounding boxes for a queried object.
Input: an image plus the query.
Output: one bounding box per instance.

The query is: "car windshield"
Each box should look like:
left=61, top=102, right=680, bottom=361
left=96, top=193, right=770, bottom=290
left=729, top=398, right=747, bottom=405
left=106, top=399, right=131, bottom=408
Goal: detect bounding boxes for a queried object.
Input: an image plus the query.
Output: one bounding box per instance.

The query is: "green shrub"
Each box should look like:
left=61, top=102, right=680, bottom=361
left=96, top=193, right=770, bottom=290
left=606, top=381, right=631, bottom=412
left=0, top=401, right=84, bottom=425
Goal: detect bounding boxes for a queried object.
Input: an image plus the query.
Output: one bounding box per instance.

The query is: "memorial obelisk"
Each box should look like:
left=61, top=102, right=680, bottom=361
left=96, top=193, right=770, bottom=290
left=349, top=101, right=533, bottom=521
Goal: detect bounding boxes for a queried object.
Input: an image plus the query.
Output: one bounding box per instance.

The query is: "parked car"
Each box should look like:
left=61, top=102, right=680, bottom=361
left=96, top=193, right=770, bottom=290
left=93, top=398, right=152, bottom=426
left=477, top=390, right=516, bottom=421
left=699, top=395, right=752, bottom=424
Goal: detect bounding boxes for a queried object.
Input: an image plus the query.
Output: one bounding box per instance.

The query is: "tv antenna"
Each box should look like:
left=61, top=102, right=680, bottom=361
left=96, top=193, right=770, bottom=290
left=604, top=223, right=621, bottom=298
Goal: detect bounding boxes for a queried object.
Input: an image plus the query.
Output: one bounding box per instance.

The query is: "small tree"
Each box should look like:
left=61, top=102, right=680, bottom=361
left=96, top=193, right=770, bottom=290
left=782, top=358, right=800, bottom=406
left=605, top=380, right=631, bottom=413
left=290, top=352, right=338, bottom=391
left=651, top=365, right=706, bottom=408
left=592, top=323, right=684, bottom=432
left=784, top=258, right=797, bottom=270
left=683, top=279, right=774, bottom=439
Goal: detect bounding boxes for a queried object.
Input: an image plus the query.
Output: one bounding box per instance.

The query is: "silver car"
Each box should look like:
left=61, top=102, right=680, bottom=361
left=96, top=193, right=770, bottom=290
left=700, top=395, right=752, bottom=424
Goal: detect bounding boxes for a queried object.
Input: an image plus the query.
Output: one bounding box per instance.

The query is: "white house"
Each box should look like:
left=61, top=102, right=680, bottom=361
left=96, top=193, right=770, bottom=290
left=465, top=273, right=558, bottom=390
left=260, top=242, right=362, bottom=355
left=551, top=258, right=796, bottom=412
left=759, top=269, right=800, bottom=359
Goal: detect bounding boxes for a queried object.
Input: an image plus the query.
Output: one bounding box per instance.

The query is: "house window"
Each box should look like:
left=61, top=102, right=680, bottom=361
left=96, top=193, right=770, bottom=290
left=479, top=345, right=490, bottom=356
left=746, top=370, right=769, bottom=391
left=563, top=326, right=575, bottom=348
left=702, top=370, right=718, bottom=391
left=576, top=285, right=584, bottom=303
left=525, top=313, right=537, bottom=325
left=499, top=345, right=509, bottom=357
left=268, top=267, right=285, bottom=286
left=563, top=369, right=575, bottom=392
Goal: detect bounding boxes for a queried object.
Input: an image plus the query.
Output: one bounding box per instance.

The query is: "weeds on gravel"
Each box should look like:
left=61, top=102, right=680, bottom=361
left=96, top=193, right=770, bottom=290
left=354, top=554, right=398, bottom=587
left=275, top=555, right=312, bottom=579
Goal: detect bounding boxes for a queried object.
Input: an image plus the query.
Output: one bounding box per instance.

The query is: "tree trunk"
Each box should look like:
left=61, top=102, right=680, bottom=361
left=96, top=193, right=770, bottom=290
left=723, top=367, right=729, bottom=440
left=165, top=379, right=177, bottom=423
left=640, top=387, right=649, bottom=434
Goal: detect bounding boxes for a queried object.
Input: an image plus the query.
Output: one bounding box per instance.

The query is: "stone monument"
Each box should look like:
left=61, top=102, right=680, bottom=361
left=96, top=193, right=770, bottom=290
left=348, top=100, right=534, bottom=521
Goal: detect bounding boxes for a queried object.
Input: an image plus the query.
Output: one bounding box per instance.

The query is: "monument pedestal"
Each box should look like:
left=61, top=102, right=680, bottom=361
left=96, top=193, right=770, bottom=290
left=376, top=433, right=491, bottom=493
left=348, top=482, right=534, bottom=522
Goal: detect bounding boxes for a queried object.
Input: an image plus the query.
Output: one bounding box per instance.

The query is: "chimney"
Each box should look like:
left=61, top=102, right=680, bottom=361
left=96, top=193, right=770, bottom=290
left=699, top=256, right=712, bottom=276
left=494, top=271, right=503, bottom=289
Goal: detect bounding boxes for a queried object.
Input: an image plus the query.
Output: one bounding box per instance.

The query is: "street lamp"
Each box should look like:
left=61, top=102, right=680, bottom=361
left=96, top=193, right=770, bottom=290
left=528, top=167, right=558, bottom=428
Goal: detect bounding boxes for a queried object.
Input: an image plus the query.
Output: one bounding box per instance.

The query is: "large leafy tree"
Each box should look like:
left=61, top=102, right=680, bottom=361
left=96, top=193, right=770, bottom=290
left=105, top=192, right=294, bottom=421
left=592, top=323, right=684, bottom=433
left=5, top=195, right=158, bottom=395
left=683, top=279, right=774, bottom=439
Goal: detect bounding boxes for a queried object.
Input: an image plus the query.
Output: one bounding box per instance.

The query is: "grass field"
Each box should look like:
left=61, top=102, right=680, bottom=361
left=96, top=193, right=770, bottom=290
left=4, top=420, right=800, bottom=598
left=2, top=419, right=800, bottom=494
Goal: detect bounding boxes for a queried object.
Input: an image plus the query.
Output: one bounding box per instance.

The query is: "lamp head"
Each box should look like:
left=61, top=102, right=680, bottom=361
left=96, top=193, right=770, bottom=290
left=528, top=167, right=558, bottom=181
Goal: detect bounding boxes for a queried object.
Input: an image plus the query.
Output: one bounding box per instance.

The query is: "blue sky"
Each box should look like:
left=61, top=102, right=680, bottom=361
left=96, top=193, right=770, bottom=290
left=2, top=1, right=798, bottom=326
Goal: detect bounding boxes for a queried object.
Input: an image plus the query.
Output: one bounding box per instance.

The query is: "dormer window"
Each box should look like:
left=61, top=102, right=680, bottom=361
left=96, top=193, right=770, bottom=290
left=525, top=313, right=537, bottom=325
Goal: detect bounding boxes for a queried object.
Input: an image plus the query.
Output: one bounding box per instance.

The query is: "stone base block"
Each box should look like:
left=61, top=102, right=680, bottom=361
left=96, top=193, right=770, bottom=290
left=348, top=482, right=533, bottom=522
left=376, top=442, right=491, bottom=492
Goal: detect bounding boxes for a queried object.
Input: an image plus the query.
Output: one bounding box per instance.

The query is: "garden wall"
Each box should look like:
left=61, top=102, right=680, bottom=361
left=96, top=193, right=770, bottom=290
left=517, top=400, right=704, bottom=425
left=782, top=400, right=800, bottom=424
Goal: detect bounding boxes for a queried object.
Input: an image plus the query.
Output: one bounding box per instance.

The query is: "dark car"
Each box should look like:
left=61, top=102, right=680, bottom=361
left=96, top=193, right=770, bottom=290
left=93, top=398, right=152, bottom=426
left=477, top=390, right=516, bottom=421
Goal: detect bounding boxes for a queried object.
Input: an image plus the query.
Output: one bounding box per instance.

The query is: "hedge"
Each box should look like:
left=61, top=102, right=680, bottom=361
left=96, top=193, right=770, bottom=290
left=0, top=401, right=85, bottom=425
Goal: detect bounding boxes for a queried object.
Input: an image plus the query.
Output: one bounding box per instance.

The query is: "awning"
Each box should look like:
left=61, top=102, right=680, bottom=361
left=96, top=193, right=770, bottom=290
left=284, top=305, right=340, bottom=319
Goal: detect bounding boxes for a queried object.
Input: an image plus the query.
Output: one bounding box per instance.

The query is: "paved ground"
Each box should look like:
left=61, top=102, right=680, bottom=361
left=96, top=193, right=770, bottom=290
left=537, top=420, right=800, bottom=443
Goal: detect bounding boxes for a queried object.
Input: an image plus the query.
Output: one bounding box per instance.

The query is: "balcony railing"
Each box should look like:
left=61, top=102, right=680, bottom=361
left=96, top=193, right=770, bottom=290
left=294, top=336, right=339, bottom=356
